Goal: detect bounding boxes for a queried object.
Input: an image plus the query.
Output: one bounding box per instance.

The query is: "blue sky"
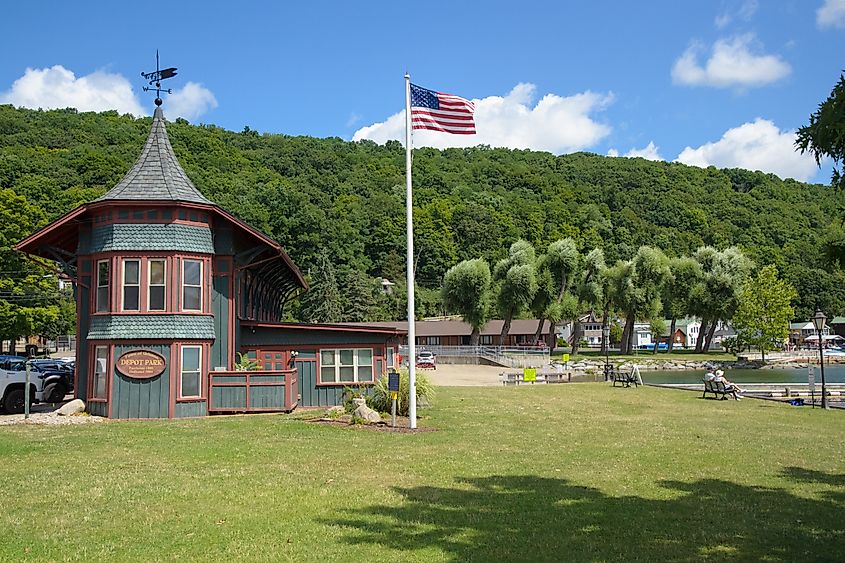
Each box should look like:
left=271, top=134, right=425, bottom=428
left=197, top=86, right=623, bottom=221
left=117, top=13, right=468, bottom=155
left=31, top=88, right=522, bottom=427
left=1, top=0, right=843, bottom=183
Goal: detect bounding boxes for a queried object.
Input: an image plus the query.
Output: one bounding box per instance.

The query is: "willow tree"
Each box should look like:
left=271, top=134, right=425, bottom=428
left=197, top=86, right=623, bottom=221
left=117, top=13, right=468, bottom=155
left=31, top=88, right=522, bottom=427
left=532, top=239, right=581, bottom=344
left=663, top=256, right=702, bottom=352
left=442, top=258, right=492, bottom=346
left=571, top=248, right=605, bottom=355
left=494, top=240, right=538, bottom=345
left=689, top=246, right=754, bottom=352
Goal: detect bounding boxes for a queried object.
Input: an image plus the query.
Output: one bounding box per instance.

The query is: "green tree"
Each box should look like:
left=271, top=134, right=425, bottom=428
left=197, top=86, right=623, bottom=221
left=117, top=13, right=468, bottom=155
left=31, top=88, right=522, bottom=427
left=572, top=248, right=605, bottom=355
left=650, top=318, right=667, bottom=355
left=663, top=256, right=702, bottom=352
left=493, top=240, right=538, bottom=345
left=733, top=265, right=797, bottom=363
left=441, top=258, right=491, bottom=345
left=689, top=247, right=754, bottom=352
left=298, top=254, right=343, bottom=323
left=615, top=247, right=671, bottom=354
left=0, top=189, right=60, bottom=351
left=796, top=72, right=845, bottom=191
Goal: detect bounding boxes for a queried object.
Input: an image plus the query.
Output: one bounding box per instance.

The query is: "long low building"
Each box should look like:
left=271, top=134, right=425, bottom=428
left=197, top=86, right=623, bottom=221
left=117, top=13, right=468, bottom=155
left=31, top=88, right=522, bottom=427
left=346, top=319, right=553, bottom=347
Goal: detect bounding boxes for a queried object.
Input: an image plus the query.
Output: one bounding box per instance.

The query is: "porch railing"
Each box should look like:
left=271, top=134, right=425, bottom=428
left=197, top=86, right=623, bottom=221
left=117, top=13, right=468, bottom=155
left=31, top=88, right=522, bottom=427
left=208, top=369, right=298, bottom=413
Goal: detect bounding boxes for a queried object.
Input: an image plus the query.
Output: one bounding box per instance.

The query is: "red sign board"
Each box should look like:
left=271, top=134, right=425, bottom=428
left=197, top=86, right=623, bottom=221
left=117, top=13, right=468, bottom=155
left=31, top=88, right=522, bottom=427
left=116, top=350, right=166, bottom=379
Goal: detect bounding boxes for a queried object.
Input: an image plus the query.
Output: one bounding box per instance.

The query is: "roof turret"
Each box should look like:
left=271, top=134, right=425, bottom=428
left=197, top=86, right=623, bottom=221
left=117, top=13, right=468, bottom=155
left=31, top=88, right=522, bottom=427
left=95, top=107, right=212, bottom=204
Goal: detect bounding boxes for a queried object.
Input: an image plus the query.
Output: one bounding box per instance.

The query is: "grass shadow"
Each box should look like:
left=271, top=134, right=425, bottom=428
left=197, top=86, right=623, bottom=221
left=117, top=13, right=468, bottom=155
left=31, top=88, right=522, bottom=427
left=327, top=473, right=844, bottom=561
left=781, top=466, right=845, bottom=487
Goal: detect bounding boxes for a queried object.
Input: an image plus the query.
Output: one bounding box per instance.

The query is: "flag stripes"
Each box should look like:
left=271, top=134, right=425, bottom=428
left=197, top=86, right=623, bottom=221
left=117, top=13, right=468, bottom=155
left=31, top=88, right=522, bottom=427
left=410, top=83, right=476, bottom=134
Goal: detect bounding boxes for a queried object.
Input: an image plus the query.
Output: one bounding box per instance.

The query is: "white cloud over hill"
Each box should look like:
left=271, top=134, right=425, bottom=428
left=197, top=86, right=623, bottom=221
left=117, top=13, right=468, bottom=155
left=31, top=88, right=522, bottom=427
left=353, top=83, right=614, bottom=154
left=0, top=65, right=216, bottom=120
left=675, top=118, right=819, bottom=181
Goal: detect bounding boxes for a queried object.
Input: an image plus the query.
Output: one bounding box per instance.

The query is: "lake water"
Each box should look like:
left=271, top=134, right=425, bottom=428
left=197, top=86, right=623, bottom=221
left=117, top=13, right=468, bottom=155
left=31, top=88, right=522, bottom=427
left=642, top=364, right=845, bottom=385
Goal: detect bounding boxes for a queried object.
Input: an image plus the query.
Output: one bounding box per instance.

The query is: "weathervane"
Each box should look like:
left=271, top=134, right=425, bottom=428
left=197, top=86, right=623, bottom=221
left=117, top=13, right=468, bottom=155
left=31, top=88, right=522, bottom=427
left=141, top=50, right=177, bottom=107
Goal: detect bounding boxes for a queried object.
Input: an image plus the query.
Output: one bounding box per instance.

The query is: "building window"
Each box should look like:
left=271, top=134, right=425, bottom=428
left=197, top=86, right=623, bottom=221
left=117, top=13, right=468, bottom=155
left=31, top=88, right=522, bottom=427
left=180, top=345, right=202, bottom=398
left=96, top=260, right=110, bottom=312
left=319, top=348, right=374, bottom=384
left=182, top=260, right=202, bottom=311
left=148, top=259, right=166, bottom=311
left=93, top=346, right=108, bottom=399
left=122, top=259, right=140, bottom=311
left=387, top=347, right=395, bottom=369
left=480, top=335, right=494, bottom=345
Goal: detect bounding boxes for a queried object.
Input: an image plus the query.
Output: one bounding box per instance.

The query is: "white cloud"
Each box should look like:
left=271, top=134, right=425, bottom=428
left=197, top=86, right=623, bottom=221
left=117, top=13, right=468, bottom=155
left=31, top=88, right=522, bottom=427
left=607, top=141, right=663, bottom=161
left=675, top=118, right=819, bottom=181
left=352, top=83, right=613, bottom=154
left=715, top=0, right=758, bottom=28
left=817, top=0, right=845, bottom=28
left=671, top=34, right=791, bottom=88
left=165, top=82, right=217, bottom=121
left=0, top=65, right=144, bottom=115
left=626, top=141, right=663, bottom=161
left=0, top=65, right=217, bottom=120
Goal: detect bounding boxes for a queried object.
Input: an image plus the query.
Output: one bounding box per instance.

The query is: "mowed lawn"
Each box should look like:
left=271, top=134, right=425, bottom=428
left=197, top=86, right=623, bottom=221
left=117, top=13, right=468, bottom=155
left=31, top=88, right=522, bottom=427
left=1, top=385, right=844, bottom=562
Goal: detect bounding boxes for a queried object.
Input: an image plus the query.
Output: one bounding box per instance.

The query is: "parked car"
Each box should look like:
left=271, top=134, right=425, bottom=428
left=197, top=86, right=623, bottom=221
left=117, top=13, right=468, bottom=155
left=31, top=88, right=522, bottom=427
left=416, top=350, right=436, bottom=369
left=0, top=357, right=74, bottom=414
left=640, top=343, right=669, bottom=351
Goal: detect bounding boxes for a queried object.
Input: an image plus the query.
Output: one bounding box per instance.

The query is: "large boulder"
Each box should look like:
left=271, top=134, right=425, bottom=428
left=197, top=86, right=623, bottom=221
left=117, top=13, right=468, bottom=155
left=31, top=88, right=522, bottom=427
left=353, top=404, right=382, bottom=424
left=56, top=399, right=85, bottom=416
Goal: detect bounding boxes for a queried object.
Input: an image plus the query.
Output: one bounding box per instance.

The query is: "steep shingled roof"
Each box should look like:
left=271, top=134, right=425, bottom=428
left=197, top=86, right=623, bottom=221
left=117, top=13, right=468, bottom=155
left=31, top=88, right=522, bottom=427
left=95, top=107, right=212, bottom=204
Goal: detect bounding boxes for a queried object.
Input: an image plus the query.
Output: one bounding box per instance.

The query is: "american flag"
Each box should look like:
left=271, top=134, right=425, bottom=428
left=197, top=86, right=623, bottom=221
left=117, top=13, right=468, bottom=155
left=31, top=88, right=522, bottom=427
left=410, top=83, right=476, bottom=135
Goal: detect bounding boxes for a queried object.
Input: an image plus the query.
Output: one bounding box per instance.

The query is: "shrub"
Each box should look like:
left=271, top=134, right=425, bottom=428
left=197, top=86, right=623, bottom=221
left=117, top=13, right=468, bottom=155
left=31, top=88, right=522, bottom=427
left=235, top=352, right=261, bottom=371
left=370, top=368, right=434, bottom=416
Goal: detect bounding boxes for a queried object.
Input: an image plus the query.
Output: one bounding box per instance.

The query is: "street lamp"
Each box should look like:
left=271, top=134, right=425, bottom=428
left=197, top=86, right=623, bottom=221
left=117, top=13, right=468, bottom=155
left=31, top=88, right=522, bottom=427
left=811, top=309, right=829, bottom=410
left=602, top=324, right=611, bottom=381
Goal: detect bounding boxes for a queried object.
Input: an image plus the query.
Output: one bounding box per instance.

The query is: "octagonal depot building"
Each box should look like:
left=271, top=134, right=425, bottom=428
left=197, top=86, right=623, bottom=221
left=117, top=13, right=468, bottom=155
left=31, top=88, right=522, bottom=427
left=16, top=106, right=403, bottom=419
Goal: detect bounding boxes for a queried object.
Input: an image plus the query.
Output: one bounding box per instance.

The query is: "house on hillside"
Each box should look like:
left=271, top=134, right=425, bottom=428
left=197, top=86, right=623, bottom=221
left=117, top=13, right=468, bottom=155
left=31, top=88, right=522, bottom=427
left=15, top=102, right=404, bottom=418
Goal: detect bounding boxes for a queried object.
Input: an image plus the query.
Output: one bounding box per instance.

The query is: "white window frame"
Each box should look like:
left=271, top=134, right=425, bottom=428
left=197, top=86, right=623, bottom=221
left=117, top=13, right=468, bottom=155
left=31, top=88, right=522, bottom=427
left=182, top=259, right=203, bottom=312
left=92, top=345, right=108, bottom=399
left=386, top=347, right=395, bottom=369
left=179, top=345, right=203, bottom=399
left=147, top=258, right=167, bottom=311
left=96, top=260, right=110, bottom=313
left=319, top=348, right=374, bottom=384
left=121, top=258, right=141, bottom=311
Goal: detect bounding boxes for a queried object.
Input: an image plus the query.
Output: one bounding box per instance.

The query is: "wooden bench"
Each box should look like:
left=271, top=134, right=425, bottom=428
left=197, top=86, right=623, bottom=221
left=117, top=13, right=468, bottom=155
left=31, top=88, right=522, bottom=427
left=611, top=371, right=639, bottom=388
left=702, top=379, right=739, bottom=400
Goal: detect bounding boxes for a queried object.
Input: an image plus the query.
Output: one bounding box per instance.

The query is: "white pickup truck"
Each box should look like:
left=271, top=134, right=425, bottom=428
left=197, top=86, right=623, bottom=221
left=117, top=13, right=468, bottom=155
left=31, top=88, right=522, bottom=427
left=0, top=356, right=72, bottom=414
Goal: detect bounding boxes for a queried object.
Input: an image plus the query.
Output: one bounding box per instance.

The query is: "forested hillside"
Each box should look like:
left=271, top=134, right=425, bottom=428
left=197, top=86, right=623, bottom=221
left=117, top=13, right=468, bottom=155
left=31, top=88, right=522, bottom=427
left=1, top=104, right=843, bottom=323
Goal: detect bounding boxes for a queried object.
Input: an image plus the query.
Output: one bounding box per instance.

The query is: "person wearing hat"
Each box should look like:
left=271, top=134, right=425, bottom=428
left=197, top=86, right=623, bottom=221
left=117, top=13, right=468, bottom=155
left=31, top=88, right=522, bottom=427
left=714, top=368, right=744, bottom=400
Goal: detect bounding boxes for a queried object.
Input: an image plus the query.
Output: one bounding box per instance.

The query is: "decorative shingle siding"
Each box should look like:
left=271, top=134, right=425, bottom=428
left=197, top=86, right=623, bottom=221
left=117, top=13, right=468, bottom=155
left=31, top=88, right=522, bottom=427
left=89, top=223, right=213, bottom=253
left=88, top=315, right=215, bottom=340
left=95, top=107, right=212, bottom=204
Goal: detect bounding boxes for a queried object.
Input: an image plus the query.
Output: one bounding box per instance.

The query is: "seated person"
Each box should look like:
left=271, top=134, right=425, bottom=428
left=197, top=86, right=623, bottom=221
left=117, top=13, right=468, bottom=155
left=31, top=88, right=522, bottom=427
left=703, top=369, right=715, bottom=382
left=714, top=369, right=744, bottom=399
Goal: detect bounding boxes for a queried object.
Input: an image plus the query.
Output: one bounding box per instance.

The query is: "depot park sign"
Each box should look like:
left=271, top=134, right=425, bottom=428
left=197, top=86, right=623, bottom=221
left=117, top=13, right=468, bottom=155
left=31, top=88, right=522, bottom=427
left=116, top=350, right=166, bottom=379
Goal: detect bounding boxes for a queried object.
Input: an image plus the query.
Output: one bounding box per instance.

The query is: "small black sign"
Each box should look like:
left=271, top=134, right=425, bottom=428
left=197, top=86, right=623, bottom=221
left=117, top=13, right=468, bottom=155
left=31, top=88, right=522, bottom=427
left=388, top=371, right=400, bottom=391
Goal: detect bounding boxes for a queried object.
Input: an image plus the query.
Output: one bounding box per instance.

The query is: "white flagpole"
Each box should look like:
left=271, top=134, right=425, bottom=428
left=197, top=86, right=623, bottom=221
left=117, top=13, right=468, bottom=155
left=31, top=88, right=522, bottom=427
left=404, top=73, right=417, bottom=429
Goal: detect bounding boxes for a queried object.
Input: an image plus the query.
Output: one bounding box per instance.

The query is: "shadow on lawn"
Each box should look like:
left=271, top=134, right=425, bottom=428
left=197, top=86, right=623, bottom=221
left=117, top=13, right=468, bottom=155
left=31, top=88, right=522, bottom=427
left=327, top=473, right=845, bottom=561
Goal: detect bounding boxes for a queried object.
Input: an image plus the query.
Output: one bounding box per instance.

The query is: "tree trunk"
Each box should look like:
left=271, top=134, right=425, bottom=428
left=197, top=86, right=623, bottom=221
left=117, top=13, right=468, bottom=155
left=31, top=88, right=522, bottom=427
left=469, top=326, right=480, bottom=346
left=653, top=336, right=659, bottom=355
left=622, top=317, right=635, bottom=354
left=667, top=318, right=677, bottom=352
left=533, top=318, right=545, bottom=342
left=571, top=319, right=583, bottom=355
left=761, top=346, right=766, bottom=364
left=499, top=310, right=513, bottom=346
left=620, top=321, right=630, bottom=355
left=703, top=321, right=718, bottom=352
left=695, top=319, right=708, bottom=353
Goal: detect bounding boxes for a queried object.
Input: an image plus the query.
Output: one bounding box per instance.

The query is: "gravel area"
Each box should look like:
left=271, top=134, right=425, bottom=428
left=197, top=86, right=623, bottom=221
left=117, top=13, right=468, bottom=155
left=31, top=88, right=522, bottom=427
left=0, top=412, right=107, bottom=426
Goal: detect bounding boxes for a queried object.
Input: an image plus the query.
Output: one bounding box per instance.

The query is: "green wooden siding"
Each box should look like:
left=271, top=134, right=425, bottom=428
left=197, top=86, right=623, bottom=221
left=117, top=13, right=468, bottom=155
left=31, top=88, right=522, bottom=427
left=295, top=357, right=364, bottom=407
left=88, top=401, right=107, bottom=417
left=111, top=344, right=170, bottom=419
left=211, top=275, right=230, bottom=370
left=249, top=385, right=285, bottom=409
left=175, top=401, right=207, bottom=418
left=211, top=386, right=247, bottom=410
left=77, top=277, right=90, bottom=401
